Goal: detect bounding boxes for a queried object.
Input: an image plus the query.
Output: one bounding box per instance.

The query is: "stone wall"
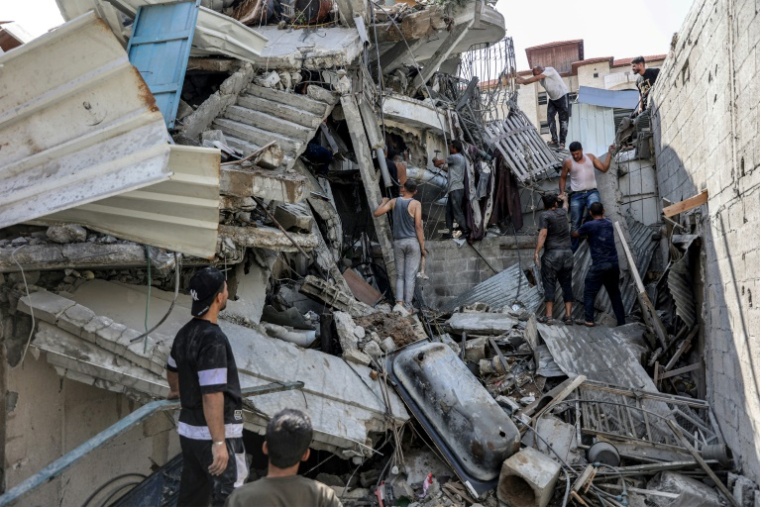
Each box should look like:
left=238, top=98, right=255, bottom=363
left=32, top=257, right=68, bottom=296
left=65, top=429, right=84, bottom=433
left=420, top=235, right=535, bottom=308
left=651, top=0, right=760, bottom=482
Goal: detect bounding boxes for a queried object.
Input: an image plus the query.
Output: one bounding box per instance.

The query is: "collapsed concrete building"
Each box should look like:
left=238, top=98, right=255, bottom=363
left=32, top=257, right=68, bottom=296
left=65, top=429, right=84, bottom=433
left=0, top=0, right=759, bottom=505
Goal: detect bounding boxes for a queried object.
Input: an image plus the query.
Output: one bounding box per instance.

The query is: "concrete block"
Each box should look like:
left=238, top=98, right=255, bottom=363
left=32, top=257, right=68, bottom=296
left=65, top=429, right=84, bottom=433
left=380, top=336, right=396, bottom=353
left=46, top=225, right=87, bottom=244
left=362, top=340, right=383, bottom=359
left=497, top=446, right=561, bottom=507
left=731, top=473, right=756, bottom=507
left=333, top=311, right=359, bottom=351
left=343, top=348, right=372, bottom=366
left=18, top=291, right=77, bottom=325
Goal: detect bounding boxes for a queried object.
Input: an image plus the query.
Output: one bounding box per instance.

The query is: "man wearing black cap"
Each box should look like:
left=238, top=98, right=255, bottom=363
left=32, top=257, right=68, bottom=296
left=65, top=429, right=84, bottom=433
left=166, top=267, right=247, bottom=506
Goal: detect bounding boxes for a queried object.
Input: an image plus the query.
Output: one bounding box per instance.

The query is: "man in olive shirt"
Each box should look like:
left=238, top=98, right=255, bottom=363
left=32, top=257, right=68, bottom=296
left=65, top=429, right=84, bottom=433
left=225, top=409, right=342, bottom=507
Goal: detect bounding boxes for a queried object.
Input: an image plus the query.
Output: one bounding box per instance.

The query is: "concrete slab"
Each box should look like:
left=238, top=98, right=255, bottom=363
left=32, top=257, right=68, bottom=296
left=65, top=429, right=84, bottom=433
left=446, top=313, right=521, bottom=335
left=40, top=279, right=409, bottom=457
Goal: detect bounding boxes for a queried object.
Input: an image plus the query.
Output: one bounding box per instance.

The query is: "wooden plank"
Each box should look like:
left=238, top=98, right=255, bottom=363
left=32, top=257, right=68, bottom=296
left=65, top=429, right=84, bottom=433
left=343, top=268, right=383, bottom=306
left=340, top=94, right=396, bottom=287
left=662, top=190, right=708, bottom=218
left=660, top=362, right=701, bottom=380
left=664, top=326, right=698, bottom=371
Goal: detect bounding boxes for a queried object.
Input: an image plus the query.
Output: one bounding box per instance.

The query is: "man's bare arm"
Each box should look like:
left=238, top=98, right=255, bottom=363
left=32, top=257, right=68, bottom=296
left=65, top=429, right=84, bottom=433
left=559, top=161, right=571, bottom=195
left=373, top=198, right=395, bottom=217
left=516, top=74, right=545, bottom=85
left=203, top=392, right=229, bottom=476
left=413, top=202, right=426, bottom=255
left=534, top=229, right=548, bottom=264
left=591, top=145, right=615, bottom=172
left=167, top=370, right=179, bottom=399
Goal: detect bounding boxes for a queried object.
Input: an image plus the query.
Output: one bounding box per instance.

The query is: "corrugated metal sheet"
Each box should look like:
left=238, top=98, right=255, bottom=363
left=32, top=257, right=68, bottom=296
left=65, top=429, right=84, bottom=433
left=127, top=0, right=200, bottom=129
left=486, top=109, right=564, bottom=183
left=566, top=103, right=616, bottom=157
left=36, top=146, right=221, bottom=259
left=58, top=0, right=268, bottom=62
left=0, top=12, right=221, bottom=258
left=577, top=86, right=638, bottom=109
left=536, top=322, right=652, bottom=388
left=667, top=237, right=698, bottom=329
left=0, top=12, right=174, bottom=230
left=439, top=262, right=542, bottom=313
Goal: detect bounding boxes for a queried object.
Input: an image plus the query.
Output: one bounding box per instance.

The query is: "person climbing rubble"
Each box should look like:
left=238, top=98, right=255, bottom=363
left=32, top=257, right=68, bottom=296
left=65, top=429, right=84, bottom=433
left=373, top=180, right=426, bottom=314
left=433, top=140, right=470, bottom=240
left=534, top=193, right=575, bottom=325
left=516, top=65, right=571, bottom=149
left=632, top=55, right=660, bottom=115
left=559, top=141, right=615, bottom=251
left=166, top=267, right=248, bottom=506
left=572, top=202, right=626, bottom=327
left=225, top=409, right=342, bottom=507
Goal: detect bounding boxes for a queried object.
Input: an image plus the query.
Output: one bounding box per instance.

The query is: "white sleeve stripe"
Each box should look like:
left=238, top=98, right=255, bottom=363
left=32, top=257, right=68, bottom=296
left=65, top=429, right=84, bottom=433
left=167, top=355, right=177, bottom=368
left=198, top=368, right=227, bottom=386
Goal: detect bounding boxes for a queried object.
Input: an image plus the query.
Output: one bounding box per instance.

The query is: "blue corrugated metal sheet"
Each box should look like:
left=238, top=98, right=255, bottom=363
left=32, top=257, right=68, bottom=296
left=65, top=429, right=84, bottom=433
left=127, top=0, right=200, bottom=128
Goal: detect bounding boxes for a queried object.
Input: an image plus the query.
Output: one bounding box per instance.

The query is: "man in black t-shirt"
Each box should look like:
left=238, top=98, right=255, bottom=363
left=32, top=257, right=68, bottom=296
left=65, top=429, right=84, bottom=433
left=166, top=267, right=248, bottom=506
left=534, top=193, right=574, bottom=325
left=632, top=56, right=660, bottom=114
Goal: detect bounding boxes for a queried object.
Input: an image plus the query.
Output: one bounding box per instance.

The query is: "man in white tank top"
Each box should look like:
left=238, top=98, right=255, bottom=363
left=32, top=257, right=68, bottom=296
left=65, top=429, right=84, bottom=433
left=559, top=141, right=615, bottom=251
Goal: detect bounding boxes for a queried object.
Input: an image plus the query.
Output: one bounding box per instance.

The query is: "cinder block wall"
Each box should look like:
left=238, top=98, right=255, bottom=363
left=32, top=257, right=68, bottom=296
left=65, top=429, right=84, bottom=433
left=652, top=0, right=760, bottom=481
left=420, top=235, right=535, bottom=309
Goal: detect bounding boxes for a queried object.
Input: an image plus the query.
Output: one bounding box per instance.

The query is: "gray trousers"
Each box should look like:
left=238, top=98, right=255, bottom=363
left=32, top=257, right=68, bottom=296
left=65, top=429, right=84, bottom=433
left=393, top=237, right=420, bottom=304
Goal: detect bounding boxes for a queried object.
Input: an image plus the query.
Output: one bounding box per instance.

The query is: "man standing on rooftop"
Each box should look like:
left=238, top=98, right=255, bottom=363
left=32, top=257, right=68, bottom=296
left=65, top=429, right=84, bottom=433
left=516, top=65, right=571, bottom=149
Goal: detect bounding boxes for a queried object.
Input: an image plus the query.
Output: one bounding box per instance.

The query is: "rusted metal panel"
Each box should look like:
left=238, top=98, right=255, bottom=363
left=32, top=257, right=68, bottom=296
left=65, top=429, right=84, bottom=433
left=0, top=12, right=174, bottom=229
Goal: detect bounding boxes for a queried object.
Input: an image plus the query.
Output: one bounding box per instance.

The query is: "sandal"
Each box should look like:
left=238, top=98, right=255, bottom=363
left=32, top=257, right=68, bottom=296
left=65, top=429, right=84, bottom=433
left=537, top=315, right=555, bottom=325
left=574, top=319, right=595, bottom=327
left=547, top=140, right=559, bottom=148
left=562, top=316, right=574, bottom=325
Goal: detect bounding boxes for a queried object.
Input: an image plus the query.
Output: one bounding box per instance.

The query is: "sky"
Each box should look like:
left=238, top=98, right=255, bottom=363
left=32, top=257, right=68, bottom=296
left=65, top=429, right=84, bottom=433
left=3, top=0, right=692, bottom=67
left=499, top=0, right=694, bottom=70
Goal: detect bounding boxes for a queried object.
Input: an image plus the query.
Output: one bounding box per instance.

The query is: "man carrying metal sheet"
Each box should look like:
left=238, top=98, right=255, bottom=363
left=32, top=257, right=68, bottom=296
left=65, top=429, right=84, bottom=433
left=516, top=65, right=571, bottom=149
left=166, top=267, right=248, bottom=506
left=534, top=193, right=575, bottom=325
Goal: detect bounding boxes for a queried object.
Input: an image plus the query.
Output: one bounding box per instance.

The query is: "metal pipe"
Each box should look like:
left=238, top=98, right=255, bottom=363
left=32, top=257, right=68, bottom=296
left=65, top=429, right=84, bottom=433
left=405, top=166, right=448, bottom=189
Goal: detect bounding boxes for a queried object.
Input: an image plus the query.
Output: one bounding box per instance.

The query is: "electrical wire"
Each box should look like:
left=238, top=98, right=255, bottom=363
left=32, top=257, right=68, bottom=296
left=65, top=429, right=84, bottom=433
left=11, top=245, right=35, bottom=368
left=129, top=252, right=181, bottom=344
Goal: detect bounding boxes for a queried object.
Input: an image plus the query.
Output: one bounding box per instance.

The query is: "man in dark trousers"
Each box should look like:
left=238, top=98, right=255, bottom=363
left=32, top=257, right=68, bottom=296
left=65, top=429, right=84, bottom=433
left=225, top=409, right=342, bottom=507
left=571, top=202, right=625, bottom=327
left=516, top=65, right=571, bottom=149
left=534, top=193, right=574, bottom=325
left=434, top=140, right=469, bottom=239
left=631, top=56, right=660, bottom=115
left=166, top=267, right=248, bottom=506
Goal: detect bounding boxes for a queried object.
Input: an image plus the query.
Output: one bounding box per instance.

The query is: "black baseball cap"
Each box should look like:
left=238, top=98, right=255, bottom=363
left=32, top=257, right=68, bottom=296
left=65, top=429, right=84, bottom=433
left=189, top=267, right=226, bottom=317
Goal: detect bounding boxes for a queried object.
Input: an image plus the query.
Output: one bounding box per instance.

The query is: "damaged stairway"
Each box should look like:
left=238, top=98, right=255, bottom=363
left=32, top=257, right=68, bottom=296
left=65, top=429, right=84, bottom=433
left=213, top=84, right=335, bottom=170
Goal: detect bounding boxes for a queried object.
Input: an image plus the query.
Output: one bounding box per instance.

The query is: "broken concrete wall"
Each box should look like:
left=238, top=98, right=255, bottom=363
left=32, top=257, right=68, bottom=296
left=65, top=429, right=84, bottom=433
left=651, top=0, right=760, bottom=483
left=4, top=353, right=179, bottom=507
left=421, top=236, right=535, bottom=309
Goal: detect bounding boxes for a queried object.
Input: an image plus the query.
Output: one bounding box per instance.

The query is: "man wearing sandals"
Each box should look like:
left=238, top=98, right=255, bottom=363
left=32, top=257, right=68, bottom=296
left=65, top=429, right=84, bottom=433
left=516, top=66, right=571, bottom=149
left=571, top=202, right=625, bottom=327
left=534, top=193, right=575, bottom=325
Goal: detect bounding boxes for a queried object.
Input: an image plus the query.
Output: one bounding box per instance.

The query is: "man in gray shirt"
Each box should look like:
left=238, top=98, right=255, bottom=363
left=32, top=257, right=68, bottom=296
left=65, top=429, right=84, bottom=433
left=434, top=140, right=470, bottom=239
left=517, top=66, right=571, bottom=149
left=534, top=193, right=574, bottom=325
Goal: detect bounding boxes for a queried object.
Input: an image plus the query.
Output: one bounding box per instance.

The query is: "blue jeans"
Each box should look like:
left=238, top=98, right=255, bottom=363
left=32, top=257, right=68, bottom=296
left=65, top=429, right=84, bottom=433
left=584, top=262, right=625, bottom=326
left=570, top=189, right=600, bottom=251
